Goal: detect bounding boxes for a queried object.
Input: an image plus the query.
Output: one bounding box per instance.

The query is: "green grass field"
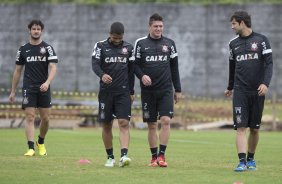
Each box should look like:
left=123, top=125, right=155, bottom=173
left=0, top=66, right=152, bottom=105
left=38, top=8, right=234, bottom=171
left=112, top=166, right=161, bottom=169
left=0, top=128, right=282, bottom=184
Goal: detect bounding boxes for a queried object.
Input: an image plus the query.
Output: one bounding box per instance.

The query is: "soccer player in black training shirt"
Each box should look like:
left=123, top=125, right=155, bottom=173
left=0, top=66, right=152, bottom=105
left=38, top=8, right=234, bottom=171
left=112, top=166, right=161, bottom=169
left=134, top=13, right=182, bottom=167
left=92, top=22, right=134, bottom=167
left=9, top=20, right=58, bottom=156
left=224, top=10, right=273, bottom=172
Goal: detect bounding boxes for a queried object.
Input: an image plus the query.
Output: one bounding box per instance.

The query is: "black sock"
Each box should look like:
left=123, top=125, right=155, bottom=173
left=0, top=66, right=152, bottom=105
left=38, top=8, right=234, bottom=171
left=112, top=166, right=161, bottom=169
left=106, top=148, right=114, bottom=159
left=121, top=148, right=128, bottom=157
left=27, top=141, right=34, bottom=150
left=238, top=153, right=246, bottom=164
left=150, top=147, right=158, bottom=159
left=38, top=136, right=44, bottom=144
left=247, top=152, right=255, bottom=161
left=158, top=144, right=167, bottom=156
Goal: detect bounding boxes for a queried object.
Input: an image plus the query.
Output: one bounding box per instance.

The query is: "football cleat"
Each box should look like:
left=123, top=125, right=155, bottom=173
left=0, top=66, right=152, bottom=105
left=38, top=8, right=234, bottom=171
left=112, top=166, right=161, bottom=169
left=24, top=149, right=35, bottom=156
left=247, top=160, right=257, bottom=170
left=234, top=162, right=247, bottom=172
left=148, top=157, right=158, bottom=167
left=36, top=142, right=47, bottom=156
left=104, top=158, right=115, bottom=167
left=157, top=155, right=168, bottom=167
left=119, top=155, right=131, bottom=167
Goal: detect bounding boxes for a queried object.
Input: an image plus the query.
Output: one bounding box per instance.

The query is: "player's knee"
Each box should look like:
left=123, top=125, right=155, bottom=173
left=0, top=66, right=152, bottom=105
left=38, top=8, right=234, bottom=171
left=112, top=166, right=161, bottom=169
left=148, top=123, right=157, bottom=131
left=25, top=113, right=35, bottom=123
left=250, top=128, right=259, bottom=135
left=118, top=119, right=129, bottom=129
left=41, top=116, right=49, bottom=124
left=160, top=116, right=170, bottom=127
left=102, top=123, right=112, bottom=131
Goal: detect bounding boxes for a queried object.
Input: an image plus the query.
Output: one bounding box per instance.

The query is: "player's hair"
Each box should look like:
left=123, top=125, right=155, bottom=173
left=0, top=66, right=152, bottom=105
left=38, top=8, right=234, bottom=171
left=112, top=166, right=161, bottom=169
left=149, top=13, right=163, bottom=26
left=230, top=10, right=251, bottom=28
left=110, top=22, right=124, bottom=35
left=28, top=20, right=44, bottom=30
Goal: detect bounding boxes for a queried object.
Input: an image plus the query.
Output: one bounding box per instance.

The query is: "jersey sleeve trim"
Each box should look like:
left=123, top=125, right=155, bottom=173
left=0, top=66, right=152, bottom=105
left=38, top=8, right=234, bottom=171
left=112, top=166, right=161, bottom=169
left=48, top=56, right=58, bottom=60
left=262, top=49, right=272, bottom=55
left=170, top=53, right=178, bottom=58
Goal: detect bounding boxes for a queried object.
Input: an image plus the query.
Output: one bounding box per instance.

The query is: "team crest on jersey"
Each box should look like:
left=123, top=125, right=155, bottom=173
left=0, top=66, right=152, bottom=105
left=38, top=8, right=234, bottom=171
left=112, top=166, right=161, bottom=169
left=122, top=47, right=128, bottom=55
left=162, top=45, right=169, bottom=52
left=23, top=97, right=29, bottom=105
left=40, top=47, right=46, bottom=54
left=251, top=42, right=258, bottom=51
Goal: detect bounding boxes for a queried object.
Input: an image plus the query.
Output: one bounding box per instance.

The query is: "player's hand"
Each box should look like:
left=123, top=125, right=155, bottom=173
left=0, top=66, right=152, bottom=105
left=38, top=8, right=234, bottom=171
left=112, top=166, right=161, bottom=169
left=141, top=75, right=152, bottom=86
left=101, top=74, right=112, bottom=84
left=257, top=84, right=268, bottom=96
left=130, top=95, right=135, bottom=104
left=8, top=92, right=16, bottom=103
left=40, top=82, right=50, bottom=92
left=174, top=92, right=182, bottom=104
left=224, top=89, right=232, bottom=97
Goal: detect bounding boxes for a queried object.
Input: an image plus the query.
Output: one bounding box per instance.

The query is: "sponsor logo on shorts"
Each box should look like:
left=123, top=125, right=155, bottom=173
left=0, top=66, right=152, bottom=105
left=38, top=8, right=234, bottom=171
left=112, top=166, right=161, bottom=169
left=23, top=97, right=29, bottom=105
left=100, top=111, right=105, bottom=119
left=144, top=111, right=150, bottom=119
left=236, top=115, right=242, bottom=124
left=235, top=107, right=241, bottom=114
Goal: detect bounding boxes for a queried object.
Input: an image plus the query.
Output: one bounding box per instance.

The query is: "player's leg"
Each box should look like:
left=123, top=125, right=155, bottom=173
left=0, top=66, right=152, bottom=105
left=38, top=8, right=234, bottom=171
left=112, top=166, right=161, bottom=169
left=117, top=119, right=131, bottom=167
left=24, top=107, right=36, bottom=156
left=246, top=128, right=259, bottom=170
left=99, top=91, right=115, bottom=167
left=36, top=108, right=50, bottom=156
left=157, top=90, right=174, bottom=167
left=36, top=89, right=52, bottom=156
left=102, top=122, right=115, bottom=167
left=141, top=91, right=158, bottom=166
left=233, top=90, right=248, bottom=172
left=22, top=88, right=37, bottom=156
left=247, top=94, right=264, bottom=170
left=114, top=92, right=132, bottom=167
left=157, top=116, right=170, bottom=167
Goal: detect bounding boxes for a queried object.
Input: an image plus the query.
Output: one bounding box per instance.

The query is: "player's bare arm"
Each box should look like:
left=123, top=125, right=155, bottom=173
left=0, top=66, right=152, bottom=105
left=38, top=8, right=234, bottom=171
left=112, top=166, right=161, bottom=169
left=9, top=65, right=24, bottom=103
left=40, top=63, right=57, bottom=92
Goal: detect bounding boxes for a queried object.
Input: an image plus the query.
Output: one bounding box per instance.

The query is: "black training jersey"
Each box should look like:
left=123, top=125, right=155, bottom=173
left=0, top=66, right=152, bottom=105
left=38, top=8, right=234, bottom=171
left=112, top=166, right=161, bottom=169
left=134, top=35, right=181, bottom=92
left=16, top=41, right=58, bottom=90
left=92, top=38, right=135, bottom=94
left=227, top=32, right=273, bottom=92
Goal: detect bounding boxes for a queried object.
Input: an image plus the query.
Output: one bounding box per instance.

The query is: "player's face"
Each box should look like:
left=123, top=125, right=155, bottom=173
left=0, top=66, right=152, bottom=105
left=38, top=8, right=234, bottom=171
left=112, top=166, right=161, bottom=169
left=29, top=24, right=42, bottom=40
left=149, top=21, right=163, bottom=39
left=109, top=33, right=123, bottom=45
left=231, top=19, right=243, bottom=35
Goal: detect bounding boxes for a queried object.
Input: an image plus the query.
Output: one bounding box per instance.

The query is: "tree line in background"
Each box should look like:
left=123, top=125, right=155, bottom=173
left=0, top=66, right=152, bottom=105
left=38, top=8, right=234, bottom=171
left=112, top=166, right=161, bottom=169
left=1, top=0, right=282, bottom=4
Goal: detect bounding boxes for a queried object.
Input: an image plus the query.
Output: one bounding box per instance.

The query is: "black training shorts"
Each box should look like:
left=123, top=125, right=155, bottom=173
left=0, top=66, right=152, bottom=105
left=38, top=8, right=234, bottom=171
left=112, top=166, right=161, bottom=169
left=22, top=88, right=52, bottom=109
left=232, top=90, right=265, bottom=130
left=98, top=91, right=131, bottom=123
left=141, top=90, right=174, bottom=122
